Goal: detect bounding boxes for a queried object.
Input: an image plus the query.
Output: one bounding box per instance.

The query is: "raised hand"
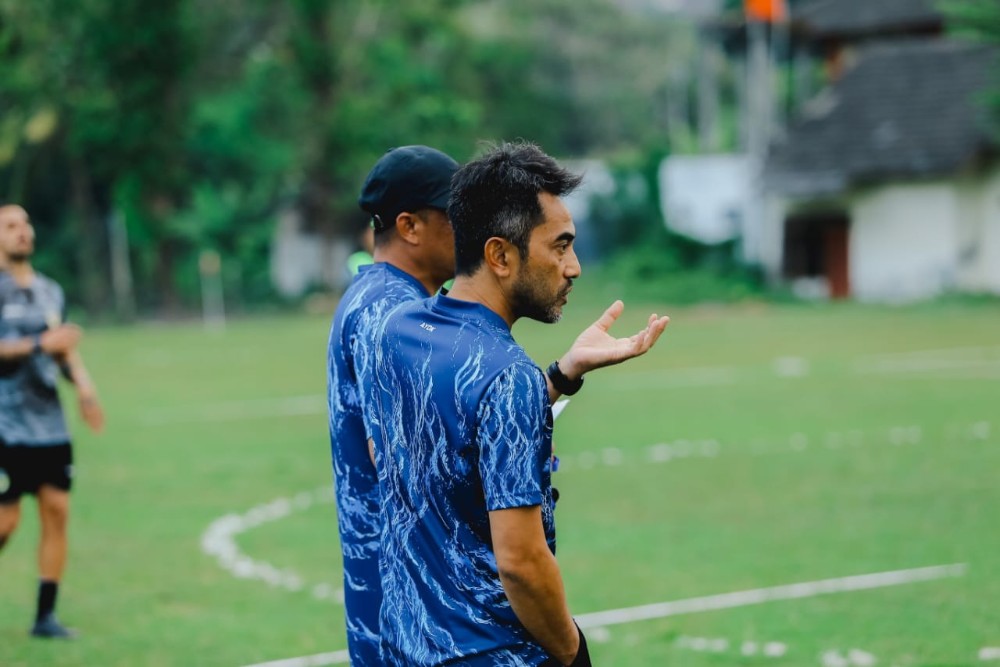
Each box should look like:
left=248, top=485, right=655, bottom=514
left=40, top=324, right=82, bottom=356
left=558, top=300, right=669, bottom=380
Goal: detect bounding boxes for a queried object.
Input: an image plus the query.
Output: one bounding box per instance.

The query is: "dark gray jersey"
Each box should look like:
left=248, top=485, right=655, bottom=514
left=0, top=271, right=70, bottom=446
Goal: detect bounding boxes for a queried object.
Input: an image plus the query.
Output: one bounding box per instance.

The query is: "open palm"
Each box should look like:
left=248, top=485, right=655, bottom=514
left=562, top=300, right=670, bottom=377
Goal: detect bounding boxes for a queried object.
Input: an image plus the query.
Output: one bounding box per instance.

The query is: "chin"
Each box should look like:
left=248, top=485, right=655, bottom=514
left=540, top=307, right=563, bottom=324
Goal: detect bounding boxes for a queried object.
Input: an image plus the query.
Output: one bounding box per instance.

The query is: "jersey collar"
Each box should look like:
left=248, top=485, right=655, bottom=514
left=430, top=293, right=512, bottom=335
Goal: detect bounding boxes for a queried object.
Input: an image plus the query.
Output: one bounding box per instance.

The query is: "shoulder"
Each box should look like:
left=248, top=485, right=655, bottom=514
left=352, top=286, right=425, bottom=336
left=341, top=266, right=422, bottom=317
left=374, top=297, right=430, bottom=336
left=33, top=273, right=64, bottom=298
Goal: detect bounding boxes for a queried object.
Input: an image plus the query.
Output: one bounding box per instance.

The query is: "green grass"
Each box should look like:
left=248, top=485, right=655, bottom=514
left=1, top=280, right=998, bottom=666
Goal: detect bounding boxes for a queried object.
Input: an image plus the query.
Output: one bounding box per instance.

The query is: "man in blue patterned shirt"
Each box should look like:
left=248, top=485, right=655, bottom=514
left=368, top=142, right=669, bottom=666
left=327, top=145, right=460, bottom=665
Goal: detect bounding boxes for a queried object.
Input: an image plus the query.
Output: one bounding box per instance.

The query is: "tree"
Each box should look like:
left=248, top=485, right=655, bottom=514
left=944, top=0, right=1000, bottom=136
left=2, top=0, right=714, bottom=314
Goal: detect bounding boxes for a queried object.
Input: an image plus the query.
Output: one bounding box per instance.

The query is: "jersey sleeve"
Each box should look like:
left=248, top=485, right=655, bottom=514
left=477, top=363, right=551, bottom=511
left=350, top=300, right=391, bottom=440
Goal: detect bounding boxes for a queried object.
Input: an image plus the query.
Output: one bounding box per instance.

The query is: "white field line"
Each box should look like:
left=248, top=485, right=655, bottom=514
left=855, top=345, right=1000, bottom=378
left=241, top=650, right=351, bottom=667
left=239, top=563, right=966, bottom=667
left=675, top=635, right=788, bottom=658
left=201, top=486, right=343, bottom=602
left=207, top=418, right=990, bottom=602
left=557, top=419, right=992, bottom=469
left=574, top=562, right=966, bottom=629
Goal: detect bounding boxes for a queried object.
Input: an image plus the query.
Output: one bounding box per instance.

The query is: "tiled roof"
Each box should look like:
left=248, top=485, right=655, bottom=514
left=794, top=0, right=942, bottom=38
left=766, top=40, right=998, bottom=196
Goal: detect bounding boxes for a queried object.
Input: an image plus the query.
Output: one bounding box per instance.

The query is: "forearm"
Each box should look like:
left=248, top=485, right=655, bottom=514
left=62, top=350, right=96, bottom=392
left=546, top=374, right=562, bottom=404
left=0, top=336, right=37, bottom=361
left=498, top=549, right=579, bottom=664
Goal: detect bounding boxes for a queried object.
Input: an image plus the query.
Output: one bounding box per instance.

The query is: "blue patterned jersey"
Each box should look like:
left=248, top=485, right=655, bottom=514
left=327, top=262, right=429, bottom=665
left=370, top=294, right=557, bottom=666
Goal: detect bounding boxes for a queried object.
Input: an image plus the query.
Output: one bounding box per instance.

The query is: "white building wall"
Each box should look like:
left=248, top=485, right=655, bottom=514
left=971, top=167, right=1000, bottom=294
left=850, top=181, right=959, bottom=302
left=270, top=208, right=351, bottom=298
left=953, top=174, right=984, bottom=291
left=755, top=195, right=788, bottom=282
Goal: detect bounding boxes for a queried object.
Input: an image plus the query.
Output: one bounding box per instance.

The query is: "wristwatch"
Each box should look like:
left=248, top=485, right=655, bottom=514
left=31, top=333, right=42, bottom=354
left=546, top=361, right=583, bottom=396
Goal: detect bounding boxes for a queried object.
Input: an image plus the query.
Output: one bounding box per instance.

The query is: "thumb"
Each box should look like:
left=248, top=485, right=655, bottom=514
left=593, top=300, right=624, bottom=332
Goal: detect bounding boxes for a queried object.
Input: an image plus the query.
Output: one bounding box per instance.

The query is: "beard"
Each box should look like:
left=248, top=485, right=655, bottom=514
left=511, top=266, right=572, bottom=324
left=4, top=251, right=30, bottom=263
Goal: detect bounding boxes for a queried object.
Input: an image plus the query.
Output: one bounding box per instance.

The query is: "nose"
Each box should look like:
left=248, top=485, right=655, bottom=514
left=565, top=247, right=581, bottom=280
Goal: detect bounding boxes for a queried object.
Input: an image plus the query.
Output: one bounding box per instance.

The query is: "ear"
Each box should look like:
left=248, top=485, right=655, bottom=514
left=483, top=237, right=515, bottom=278
left=394, top=212, right=421, bottom=246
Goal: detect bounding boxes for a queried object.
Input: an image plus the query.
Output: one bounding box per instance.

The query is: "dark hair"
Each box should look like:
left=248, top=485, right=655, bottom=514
left=448, top=142, right=582, bottom=276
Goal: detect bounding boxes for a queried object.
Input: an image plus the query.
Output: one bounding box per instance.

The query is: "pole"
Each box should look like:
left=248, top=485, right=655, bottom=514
left=108, top=210, right=136, bottom=321
left=199, top=249, right=226, bottom=331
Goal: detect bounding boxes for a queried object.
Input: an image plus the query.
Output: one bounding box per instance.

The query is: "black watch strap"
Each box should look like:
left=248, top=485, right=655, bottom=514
left=546, top=361, right=583, bottom=396
left=31, top=334, right=42, bottom=354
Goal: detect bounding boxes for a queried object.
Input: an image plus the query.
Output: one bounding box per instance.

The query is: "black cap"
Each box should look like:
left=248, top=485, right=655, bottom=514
left=358, top=146, right=460, bottom=232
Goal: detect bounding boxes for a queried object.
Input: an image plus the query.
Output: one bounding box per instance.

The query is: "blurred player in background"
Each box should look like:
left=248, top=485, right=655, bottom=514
left=345, top=221, right=376, bottom=279
left=0, top=204, right=104, bottom=639
left=366, top=142, right=669, bottom=665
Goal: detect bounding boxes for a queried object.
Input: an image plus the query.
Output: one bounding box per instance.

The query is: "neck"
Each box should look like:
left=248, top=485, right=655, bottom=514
left=446, top=273, right=515, bottom=328
left=5, top=258, right=33, bottom=286
left=372, top=246, right=445, bottom=296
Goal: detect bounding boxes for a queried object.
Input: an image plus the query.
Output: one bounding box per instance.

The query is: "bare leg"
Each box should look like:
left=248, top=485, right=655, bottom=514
left=36, top=485, right=70, bottom=581
left=30, top=486, right=76, bottom=638
left=0, top=499, right=22, bottom=552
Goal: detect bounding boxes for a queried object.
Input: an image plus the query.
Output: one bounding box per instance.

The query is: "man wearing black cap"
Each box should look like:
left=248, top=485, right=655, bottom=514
left=327, top=145, right=460, bottom=665
left=329, top=145, right=669, bottom=664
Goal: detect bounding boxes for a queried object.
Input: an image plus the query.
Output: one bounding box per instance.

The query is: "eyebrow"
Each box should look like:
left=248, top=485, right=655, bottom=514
left=553, top=231, right=575, bottom=245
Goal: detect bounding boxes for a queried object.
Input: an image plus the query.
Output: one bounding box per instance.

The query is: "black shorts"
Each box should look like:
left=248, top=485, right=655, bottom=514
left=0, top=442, right=74, bottom=503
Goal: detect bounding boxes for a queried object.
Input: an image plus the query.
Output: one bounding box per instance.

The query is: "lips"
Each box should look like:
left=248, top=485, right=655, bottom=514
left=557, top=284, right=572, bottom=304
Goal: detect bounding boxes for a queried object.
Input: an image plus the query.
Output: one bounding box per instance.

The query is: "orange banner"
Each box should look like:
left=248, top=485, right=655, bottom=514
left=745, top=0, right=787, bottom=22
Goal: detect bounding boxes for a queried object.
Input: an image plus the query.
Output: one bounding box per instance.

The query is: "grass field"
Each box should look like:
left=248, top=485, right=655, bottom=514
left=1, top=279, right=998, bottom=667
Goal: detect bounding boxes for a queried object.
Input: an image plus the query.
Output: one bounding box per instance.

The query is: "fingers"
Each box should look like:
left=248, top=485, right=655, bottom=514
left=645, top=316, right=669, bottom=349
left=593, top=300, right=624, bottom=332
left=630, top=315, right=670, bottom=354
left=40, top=325, right=82, bottom=354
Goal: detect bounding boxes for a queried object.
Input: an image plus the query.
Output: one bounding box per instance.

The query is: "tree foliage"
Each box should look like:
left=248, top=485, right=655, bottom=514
left=0, top=0, right=700, bottom=316
left=944, top=0, right=1000, bottom=137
